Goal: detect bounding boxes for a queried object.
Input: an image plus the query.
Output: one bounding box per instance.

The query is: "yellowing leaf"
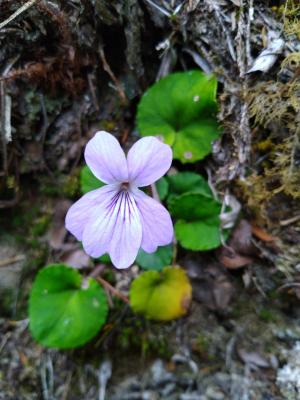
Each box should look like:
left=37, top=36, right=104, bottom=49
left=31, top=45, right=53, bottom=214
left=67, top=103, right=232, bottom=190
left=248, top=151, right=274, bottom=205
left=129, top=267, right=192, bottom=321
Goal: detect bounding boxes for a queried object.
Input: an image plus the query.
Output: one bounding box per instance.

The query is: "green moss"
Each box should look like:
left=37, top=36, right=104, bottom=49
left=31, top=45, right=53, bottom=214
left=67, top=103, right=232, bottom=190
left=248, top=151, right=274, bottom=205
left=113, top=317, right=171, bottom=359
left=31, top=215, right=51, bottom=237
left=195, top=333, right=210, bottom=353
left=258, top=308, right=278, bottom=322
left=39, top=183, right=61, bottom=197
left=63, top=173, right=80, bottom=198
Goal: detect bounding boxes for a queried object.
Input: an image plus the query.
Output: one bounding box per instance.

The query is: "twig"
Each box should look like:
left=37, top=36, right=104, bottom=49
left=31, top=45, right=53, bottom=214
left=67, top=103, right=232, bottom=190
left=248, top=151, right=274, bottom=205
left=143, top=0, right=171, bottom=17
left=246, top=0, right=254, bottom=67
left=40, top=353, right=54, bottom=400
left=96, top=276, right=129, bottom=304
left=0, top=332, right=11, bottom=354
left=280, top=214, right=300, bottom=226
left=235, top=2, right=246, bottom=77
left=0, top=255, right=25, bottom=268
left=252, top=276, right=267, bottom=298
left=99, top=46, right=127, bottom=103
left=89, top=264, right=129, bottom=304
left=0, top=55, right=19, bottom=173
left=206, top=0, right=236, bottom=61
left=0, top=0, right=40, bottom=30
left=61, top=372, right=73, bottom=400
left=0, top=81, right=8, bottom=172
left=89, top=263, right=106, bottom=279
left=277, top=282, right=300, bottom=293
left=87, top=73, right=99, bottom=111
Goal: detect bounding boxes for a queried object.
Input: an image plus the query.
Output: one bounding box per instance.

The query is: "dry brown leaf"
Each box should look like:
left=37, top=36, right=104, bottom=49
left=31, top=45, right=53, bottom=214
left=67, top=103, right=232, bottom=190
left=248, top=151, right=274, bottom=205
left=186, top=258, right=235, bottom=310
left=251, top=224, right=277, bottom=242
left=218, top=250, right=253, bottom=269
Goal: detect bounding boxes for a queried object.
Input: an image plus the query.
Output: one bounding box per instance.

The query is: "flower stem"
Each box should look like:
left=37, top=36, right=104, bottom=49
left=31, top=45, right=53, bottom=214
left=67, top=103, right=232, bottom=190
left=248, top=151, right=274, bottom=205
left=96, top=276, right=129, bottom=304
left=89, top=264, right=129, bottom=304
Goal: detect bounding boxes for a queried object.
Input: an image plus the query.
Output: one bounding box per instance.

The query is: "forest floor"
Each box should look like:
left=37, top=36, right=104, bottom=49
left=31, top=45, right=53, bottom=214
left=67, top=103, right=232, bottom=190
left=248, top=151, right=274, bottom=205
left=0, top=0, right=300, bottom=399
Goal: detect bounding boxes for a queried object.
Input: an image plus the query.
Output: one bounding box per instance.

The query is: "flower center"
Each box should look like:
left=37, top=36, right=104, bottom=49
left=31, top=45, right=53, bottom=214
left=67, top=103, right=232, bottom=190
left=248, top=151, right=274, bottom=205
left=121, top=181, right=130, bottom=190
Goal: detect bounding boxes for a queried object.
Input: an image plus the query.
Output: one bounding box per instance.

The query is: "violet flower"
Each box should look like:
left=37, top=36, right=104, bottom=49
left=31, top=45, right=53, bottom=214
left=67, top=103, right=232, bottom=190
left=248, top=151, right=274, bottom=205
left=65, top=131, right=174, bottom=269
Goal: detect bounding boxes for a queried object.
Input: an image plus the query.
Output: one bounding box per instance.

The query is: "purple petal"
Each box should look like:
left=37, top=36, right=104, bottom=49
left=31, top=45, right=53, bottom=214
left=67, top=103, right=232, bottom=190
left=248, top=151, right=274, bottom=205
left=133, top=188, right=173, bottom=253
left=85, top=131, right=128, bottom=184
left=127, top=136, right=172, bottom=187
left=65, top=184, right=120, bottom=241
left=82, top=189, right=142, bottom=269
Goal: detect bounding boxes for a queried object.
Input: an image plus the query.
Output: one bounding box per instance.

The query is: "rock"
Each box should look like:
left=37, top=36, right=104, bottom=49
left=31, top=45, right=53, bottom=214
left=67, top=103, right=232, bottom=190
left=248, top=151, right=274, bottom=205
left=150, top=360, right=174, bottom=386
left=276, top=341, right=300, bottom=400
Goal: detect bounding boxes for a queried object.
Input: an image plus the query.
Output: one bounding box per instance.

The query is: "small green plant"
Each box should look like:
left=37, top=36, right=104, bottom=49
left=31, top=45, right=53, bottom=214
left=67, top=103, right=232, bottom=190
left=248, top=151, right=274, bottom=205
left=167, top=172, right=225, bottom=250
left=28, top=70, right=230, bottom=350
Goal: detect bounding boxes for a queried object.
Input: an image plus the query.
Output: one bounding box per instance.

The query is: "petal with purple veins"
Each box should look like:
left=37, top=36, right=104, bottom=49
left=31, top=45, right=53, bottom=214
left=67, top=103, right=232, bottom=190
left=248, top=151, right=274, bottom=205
left=133, top=188, right=173, bottom=253
left=82, top=189, right=142, bottom=269
left=85, top=131, right=128, bottom=184
left=127, top=136, right=172, bottom=187
left=65, top=184, right=119, bottom=241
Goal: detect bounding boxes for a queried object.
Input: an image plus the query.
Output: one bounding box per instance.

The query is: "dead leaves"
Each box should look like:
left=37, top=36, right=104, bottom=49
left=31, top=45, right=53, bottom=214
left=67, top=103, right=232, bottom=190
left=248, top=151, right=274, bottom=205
left=186, top=257, right=235, bottom=311
left=218, top=220, right=279, bottom=270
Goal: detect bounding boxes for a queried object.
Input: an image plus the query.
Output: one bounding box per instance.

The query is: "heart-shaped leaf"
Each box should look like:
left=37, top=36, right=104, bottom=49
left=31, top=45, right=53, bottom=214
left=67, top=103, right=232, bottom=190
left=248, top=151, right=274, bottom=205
left=168, top=192, right=221, bottom=222
left=166, top=171, right=227, bottom=250
left=175, top=217, right=225, bottom=251
left=167, top=172, right=212, bottom=197
left=130, top=266, right=192, bottom=320
left=80, top=166, right=105, bottom=194
left=136, top=245, right=173, bottom=271
left=29, top=264, right=108, bottom=349
left=137, top=70, right=219, bottom=163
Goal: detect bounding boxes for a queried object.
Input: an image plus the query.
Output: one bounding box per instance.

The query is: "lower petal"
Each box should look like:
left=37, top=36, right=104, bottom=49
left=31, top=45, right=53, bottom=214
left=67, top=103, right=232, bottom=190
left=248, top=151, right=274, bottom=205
left=133, top=188, right=174, bottom=253
left=65, top=185, right=118, bottom=241
left=82, top=190, right=142, bottom=269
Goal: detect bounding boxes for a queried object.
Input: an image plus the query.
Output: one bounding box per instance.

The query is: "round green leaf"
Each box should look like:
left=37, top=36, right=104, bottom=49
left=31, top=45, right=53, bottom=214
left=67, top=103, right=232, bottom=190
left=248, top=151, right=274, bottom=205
left=168, top=192, right=221, bottom=221
left=135, top=245, right=173, bottom=271
left=167, top=172, right=212, bottom=197
left=80, top=165, right=105, bottom=194
left=130, top=267, right=192, bottom=321
left=137, top=70, right=219, bottom=163
left=175, top=217, right=223, bottom=250
left=29, top=264, right=108, bottom=349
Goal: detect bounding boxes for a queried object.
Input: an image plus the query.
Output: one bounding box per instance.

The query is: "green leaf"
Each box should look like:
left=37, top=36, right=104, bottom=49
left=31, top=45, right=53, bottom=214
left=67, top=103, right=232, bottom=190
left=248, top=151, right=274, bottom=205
left=167, top=172, right=212, bottom=197
left=173, top=119, right=219, bottom=163
left=130, top=267, right=192, bottom=321
left=175, top=217, right=224, bottom=250
left=168, top=192, right=221, bottom=221
left=137, top=70, right=219, bottom=163
left=80, top=166, right=105, bottom=194
left=156, top=177, right=169, bottom=201
left=29, top=264, right=108, bottom=349
left=166, top=172, right=226, bottom=250
left=136, top=245, right=173, bottom=271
